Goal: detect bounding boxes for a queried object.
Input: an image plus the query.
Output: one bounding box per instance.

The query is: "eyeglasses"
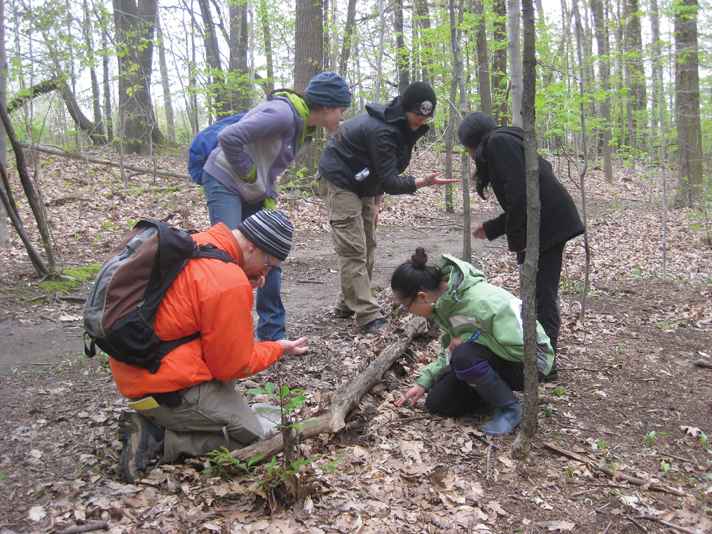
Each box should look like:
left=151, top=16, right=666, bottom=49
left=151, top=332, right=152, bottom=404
left=264, top=253, right=279, bottom=269
left=404, top=294, right=418, bottom=312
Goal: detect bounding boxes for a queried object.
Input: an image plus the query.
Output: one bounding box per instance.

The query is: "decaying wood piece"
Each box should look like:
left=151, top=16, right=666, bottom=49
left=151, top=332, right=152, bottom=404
left=18, top=142, right=192, bottom=182
left=544, top=442, right=686, bottom=496
left=691, top=359, right=712, bottom=369
left=231, top=317, right=428, bottom=462
left=56, top=521, right=109, bottom=534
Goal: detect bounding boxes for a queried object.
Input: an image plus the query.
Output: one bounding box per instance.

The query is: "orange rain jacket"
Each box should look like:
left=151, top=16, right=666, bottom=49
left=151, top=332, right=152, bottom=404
left=109, top=223, right=283, bottom=399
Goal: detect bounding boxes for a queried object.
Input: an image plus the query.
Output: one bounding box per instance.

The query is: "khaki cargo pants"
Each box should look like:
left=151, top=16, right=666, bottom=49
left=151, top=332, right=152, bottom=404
left=133, top=379, right=263, bottom=462
left=317, top=176, right=383, bottom=327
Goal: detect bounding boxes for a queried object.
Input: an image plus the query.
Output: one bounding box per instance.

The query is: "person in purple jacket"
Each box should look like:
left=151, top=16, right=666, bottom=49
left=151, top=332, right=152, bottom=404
left=201, top=72, right=352, bottom=342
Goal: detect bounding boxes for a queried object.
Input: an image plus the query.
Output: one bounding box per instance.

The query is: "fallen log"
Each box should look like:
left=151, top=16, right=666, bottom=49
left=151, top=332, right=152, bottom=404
left=18, top=142, right=192, bottom=182
left=231, top=317, right=428, bottom=462
left=544, top=442, right=686, bottom=496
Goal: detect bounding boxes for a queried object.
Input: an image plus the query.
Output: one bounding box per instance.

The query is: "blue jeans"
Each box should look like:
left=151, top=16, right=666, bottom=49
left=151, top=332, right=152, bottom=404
left=202, top=171, right=286, bottom=341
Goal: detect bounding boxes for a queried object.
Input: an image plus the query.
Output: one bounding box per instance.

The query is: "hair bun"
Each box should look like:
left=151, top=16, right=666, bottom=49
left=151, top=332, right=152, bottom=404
left=411, top=247, right=428, bottom=269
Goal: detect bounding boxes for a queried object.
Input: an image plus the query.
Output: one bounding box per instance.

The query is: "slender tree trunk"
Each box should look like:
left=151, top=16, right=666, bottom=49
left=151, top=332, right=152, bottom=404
left=512, top=0, right=539, bottom=461
left=473, top=0, right=492, bottom=115
left=374, top=0, right=385, bottom=100
left=673, top=0, right=702, bottom=206
left=571, top=0, right=591, bottom=322
left=394, top=0, right=409, bottom=93
left=492, top=0, right=508, bottom=124
left=338, top=0, right=357, bottom=76
left=649, top=0, right=661, bottom=149
left=507, top=0, right=522, bottom=127
left=83, top=0, right=104, bottom=138
left=0, top=105, right=55, bottom=276
left=259, top=0, right=275, bottom=91
left=156, top=14, right=175, bottom=142
left=592, top=0, right=613, bottom=181
left=0, top=0, right=9, bottom=249
left=414, top=0, right=433, bottom=84
left=101, top=23, right=113, bottom=143
left=624, top=0, right=646, bottom=151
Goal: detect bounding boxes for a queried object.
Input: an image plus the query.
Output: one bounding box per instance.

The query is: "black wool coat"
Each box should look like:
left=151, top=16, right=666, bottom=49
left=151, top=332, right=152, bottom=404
left=476, top=127, right=584, bottom=253
left=317, top=96, right=429, bottom=198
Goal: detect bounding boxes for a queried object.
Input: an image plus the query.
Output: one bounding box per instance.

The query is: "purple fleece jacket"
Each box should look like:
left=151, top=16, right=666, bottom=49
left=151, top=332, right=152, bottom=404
left=203, top=95, right=308, bottom=203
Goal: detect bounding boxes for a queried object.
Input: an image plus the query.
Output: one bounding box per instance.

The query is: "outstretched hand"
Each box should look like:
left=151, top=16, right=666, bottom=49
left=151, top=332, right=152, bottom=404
left=395, top=384, right=426, bottom=407
left=472, top=225, right=487, bottom=239
left=277, top=337, right=309, bottom=355
left=427, top=173, right=460, bottom=186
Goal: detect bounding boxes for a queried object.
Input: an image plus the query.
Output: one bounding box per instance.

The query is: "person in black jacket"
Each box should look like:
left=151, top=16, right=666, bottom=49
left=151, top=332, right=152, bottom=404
left=317, top=82, right=459, bottom=334
left=457, top=112, right=584, bottom=378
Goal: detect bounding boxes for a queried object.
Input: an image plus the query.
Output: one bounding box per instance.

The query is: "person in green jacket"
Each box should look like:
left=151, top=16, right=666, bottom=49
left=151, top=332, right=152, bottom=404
left=392, top=248, right=555, bottom=435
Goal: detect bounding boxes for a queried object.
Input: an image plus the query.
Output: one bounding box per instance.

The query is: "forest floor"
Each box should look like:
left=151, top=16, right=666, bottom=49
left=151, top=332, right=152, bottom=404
left=0, top=148, right=711, bottom=534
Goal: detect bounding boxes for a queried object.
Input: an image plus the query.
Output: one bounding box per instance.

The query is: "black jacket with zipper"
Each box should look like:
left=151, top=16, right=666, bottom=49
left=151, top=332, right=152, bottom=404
left=317, top=96, right=429, bottom=198
left=476, top=127, right=584, bottom=253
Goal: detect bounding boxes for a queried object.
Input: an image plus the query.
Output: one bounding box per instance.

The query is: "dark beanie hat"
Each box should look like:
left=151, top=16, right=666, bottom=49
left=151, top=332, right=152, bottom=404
left=457, top=112, right=497, bottom=149
left=305, top=72, right=352, bottom=108
left=237, top=210, right=294, bottom=261
left=401, top=82, right=437, bottom=116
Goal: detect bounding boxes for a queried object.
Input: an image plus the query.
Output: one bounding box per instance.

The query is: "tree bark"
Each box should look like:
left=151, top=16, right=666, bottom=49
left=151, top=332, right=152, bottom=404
left=113, top=0, right=167, bottom=154
left=414, top=0, right=433, bottom=84
left=473, top=0, right=492, bottom=115
left=228, top=0, right=251, bottom=112
left=259, top=0, right=275, bottom=92
left=231, top=317, right=428, bottom=463
left=492, top=0, right=508, bottom=125
left=292, top=0, right=324, bottom=178
left=507, top=0, right=522, bottom=127
left=338, top=0, right=357, bottom=76
left=394, top=0, right=409, bottom=93
left=592, top=0, right=613, bottom=182
left=0, top=0, right=9, bottom=249
left=511, top=0, right=538, bottom=460
left=0, top=106, right=55, bottom=276
left=673, top=0, right=702, bottom=206
left=101, top=16, right=114, bottom=143
left=156, top=15, right=175, bottom=141
left=83, top=0, right=104, bottom=136
left=624, top=0, right=646, bottom=151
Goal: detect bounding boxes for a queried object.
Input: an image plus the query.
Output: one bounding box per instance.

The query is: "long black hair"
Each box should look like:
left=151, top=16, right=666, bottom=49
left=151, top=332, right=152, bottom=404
left=391, top=247, right=443, bottom=300
left=457, top=113, right=497, bottom=200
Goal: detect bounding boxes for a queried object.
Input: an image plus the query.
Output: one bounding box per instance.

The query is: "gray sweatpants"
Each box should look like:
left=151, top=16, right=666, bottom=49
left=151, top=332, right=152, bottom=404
left=133, top=380, right=264, bottom=462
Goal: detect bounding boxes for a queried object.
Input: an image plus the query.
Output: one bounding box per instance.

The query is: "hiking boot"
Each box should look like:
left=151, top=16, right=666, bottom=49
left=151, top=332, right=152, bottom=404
left=544, top=358, right=559, bottom=382
left=467, top=369, right=523, bottom=436
left=118, top=411, right=165, bottom=483
left=334, top=307, right=355, bottom=319
left=357, top=317, right=388, bottom=335
left=335, top=307, right=386, bottom=319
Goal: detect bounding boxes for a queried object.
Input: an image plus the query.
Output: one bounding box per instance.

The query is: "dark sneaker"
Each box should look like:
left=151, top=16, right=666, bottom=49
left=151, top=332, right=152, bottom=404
left=334, top=307, right=355, bottom=318
left=544, top=359, right=559, bottom=382
left=357, top=317, right=388, bottom=334
left=119, top=411, right=166, bottom=483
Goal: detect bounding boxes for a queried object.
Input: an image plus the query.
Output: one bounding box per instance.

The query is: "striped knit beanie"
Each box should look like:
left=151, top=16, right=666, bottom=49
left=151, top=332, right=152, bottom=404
left=238, top=210, right=294, bottom=261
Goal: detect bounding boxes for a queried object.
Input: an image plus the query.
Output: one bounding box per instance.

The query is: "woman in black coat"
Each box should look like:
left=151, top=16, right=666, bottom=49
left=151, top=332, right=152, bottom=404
left=457, top=113, right=584, bottom=377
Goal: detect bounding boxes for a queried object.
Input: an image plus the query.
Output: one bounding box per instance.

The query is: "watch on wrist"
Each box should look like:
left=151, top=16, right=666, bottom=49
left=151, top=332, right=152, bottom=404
left=423, top=175, right=432, bottom=186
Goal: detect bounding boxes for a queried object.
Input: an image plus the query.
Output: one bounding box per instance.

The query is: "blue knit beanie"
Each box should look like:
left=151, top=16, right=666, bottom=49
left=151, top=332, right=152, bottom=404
left=305, top=72, right=352, bottom=108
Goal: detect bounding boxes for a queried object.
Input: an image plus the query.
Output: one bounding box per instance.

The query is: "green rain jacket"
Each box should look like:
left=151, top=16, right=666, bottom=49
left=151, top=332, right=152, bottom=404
left=416, top=255, right=555, bottom=391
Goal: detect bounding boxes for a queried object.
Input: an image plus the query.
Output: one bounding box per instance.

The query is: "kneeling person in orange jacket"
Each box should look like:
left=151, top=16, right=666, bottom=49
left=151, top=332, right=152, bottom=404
left=113, top=210, right=308, bottom=483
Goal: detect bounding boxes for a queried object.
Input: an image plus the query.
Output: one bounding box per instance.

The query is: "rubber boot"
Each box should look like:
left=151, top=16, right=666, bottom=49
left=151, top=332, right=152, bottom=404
left=468, top=369, right=523, bottom=435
